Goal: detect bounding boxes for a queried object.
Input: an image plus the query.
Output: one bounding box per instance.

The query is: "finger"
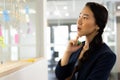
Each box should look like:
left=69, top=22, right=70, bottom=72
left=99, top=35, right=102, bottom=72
left=74, top=35, right=79, bottom=45
left=75, top=35, right=79, bottom=41
left=69, top=40, right=75, bottom=46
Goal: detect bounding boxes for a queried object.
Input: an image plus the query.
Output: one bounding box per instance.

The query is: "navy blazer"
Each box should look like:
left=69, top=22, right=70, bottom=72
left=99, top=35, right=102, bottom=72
left=55, top=43, right=116, bottom=80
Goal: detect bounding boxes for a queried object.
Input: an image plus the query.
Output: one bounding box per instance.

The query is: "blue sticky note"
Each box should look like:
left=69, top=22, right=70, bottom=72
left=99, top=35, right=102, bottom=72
left=25, top=6, right=29, bottom=14
left=3, top=10, right=10, bottom=22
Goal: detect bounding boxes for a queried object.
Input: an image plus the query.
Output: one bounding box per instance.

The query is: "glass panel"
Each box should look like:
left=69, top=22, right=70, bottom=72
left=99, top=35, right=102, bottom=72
left=54, top=25, right=68, bottom=44
left=11, top=46, right=18, bottom=61
left=0, top=0, right=37, bottom=62
left=19, top=46, right=36, bottom=59
left=71, top=24, right=77, bottom=32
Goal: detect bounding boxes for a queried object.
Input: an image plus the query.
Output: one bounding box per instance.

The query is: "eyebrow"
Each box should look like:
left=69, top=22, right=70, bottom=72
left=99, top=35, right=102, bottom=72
left=80, top=13, right=89, bottom=17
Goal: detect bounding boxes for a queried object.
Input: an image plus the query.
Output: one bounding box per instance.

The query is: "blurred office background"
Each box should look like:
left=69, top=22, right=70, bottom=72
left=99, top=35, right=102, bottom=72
left=0, top=0, right=119, bottom=80
left=46, top=0, right=120, bottom=80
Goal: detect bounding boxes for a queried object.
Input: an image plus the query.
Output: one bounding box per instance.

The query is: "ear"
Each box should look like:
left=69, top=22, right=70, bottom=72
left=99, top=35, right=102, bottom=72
left=96, top=25, right=100, bottom=31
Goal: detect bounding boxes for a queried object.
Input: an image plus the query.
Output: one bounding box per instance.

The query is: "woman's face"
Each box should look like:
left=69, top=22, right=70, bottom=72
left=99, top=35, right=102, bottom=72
left=77, top=6, right=99, bottom=37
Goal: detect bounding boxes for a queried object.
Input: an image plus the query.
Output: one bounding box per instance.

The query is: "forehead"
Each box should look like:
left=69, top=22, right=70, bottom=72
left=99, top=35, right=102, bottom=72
left=80, top=6, right=94, bottom=17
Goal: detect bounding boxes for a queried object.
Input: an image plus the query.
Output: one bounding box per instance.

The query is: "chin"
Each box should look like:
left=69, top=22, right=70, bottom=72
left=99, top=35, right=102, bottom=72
left=77, top=33, right=84, bottom=37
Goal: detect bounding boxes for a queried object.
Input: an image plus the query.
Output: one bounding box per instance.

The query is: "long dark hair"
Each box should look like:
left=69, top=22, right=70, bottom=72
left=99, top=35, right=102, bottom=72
left=86, top=2, right=108, bottom=44
left=77, top=2, right=108, bottom=70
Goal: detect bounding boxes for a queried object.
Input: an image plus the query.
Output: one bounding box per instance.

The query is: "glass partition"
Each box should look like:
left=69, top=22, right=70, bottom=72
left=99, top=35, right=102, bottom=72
left=0, top=0, right=39, bottom=62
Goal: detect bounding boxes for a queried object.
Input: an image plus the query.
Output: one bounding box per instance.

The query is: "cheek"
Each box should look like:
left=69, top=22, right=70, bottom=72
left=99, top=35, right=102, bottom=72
left=77, top=20, right=96, bottom=36
left=84, top=23, right=96, bottom=33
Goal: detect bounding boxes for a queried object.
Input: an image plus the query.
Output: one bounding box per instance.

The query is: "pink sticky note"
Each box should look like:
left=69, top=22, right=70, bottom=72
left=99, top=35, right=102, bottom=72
left=0, top=26, right=2, bottom=36
left=15, top=34, right=19, bottom=44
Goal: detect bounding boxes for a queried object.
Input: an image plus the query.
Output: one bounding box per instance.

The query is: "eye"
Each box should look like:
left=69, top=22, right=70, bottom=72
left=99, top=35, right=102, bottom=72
left=83, top=16, right=88, bottom=19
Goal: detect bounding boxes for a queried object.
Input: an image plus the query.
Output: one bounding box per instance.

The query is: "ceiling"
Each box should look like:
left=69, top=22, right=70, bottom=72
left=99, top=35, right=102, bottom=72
left=47, top=0, right=103, bottom=20
left=0, top=0, right=120, bottom=23
left=46, top=0, right=120, bottom=20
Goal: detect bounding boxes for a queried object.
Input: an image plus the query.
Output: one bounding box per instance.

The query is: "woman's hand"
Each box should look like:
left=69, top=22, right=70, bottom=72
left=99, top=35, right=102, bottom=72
left=65, top=36, right=82, bottom=55
left=61, top=36, right=82, bottom=66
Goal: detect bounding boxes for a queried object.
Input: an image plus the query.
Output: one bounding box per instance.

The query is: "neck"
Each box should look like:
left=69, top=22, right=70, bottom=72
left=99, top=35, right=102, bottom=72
left=85, top=30, right=98, bottom=47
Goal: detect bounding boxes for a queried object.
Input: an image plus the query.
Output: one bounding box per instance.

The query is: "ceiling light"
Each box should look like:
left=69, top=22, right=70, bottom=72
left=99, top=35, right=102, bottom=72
left=63, top=6, right=68, bottom=10
left=117, top=6, right=120, bottom=10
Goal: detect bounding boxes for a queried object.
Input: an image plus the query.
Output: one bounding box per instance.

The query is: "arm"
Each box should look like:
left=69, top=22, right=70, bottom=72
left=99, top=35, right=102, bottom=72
left=61, top=36, right=82, bottom=66
left=55, top=47, right=81, bottom=80
left=55, top=36, right=82, bottom=80
left=55, top=60, right=75, bottom=80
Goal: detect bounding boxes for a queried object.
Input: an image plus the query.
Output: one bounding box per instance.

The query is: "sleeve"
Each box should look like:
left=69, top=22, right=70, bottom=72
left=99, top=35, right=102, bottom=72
left=55, top=59, right=75, bottom=80
left=86, top=52, right=116, bottom=80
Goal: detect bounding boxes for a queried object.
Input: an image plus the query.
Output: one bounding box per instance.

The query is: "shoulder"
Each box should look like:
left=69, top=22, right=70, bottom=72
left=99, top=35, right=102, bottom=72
left=99, top=43, right=115, bottom=55
left=96, top=43, right=116, bottom=63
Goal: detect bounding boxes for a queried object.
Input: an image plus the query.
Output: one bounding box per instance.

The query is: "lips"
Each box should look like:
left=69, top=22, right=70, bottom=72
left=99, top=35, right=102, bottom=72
left=77, top=27, right=81, bottom=31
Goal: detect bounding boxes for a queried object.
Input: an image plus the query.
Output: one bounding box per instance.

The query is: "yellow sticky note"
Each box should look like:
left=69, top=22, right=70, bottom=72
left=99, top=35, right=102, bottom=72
left=0, top=36, right=6, bottom=48
left=26, top=58, right=36, bottom=62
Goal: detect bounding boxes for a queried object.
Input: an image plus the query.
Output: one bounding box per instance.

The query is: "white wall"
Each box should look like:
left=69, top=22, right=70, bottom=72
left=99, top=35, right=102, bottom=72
left=0, top=58, right=48, bottom=80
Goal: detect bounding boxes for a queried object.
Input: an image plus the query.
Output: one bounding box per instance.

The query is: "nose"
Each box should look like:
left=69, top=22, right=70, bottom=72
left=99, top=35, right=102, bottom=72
left=77, top=17, right=82, bottom=25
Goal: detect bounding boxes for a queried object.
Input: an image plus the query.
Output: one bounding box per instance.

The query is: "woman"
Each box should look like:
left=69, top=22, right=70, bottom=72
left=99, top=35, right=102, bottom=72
left=55, top=2, right=116, bottom=80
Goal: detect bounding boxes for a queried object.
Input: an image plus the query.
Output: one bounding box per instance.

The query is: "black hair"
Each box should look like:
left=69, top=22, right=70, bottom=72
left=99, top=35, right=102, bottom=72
left=86, top=2, right=108, bottom=32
